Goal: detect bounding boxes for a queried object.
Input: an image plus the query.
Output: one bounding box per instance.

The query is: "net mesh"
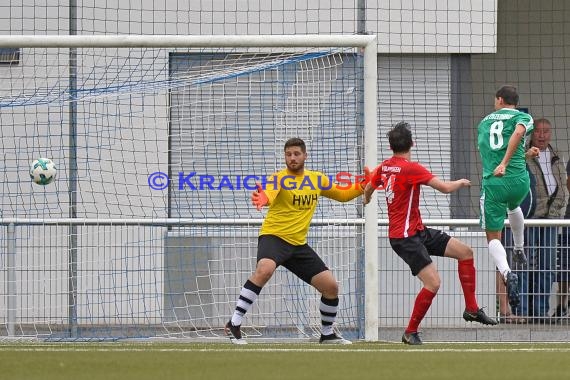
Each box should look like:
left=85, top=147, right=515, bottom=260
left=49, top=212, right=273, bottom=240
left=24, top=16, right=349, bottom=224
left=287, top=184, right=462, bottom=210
left=0, top=45, right=366, bottom=341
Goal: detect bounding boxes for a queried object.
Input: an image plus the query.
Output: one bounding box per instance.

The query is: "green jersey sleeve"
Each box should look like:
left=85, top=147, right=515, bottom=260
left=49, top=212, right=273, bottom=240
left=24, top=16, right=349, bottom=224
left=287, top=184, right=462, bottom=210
left=514, top=112, right=534, bottom=135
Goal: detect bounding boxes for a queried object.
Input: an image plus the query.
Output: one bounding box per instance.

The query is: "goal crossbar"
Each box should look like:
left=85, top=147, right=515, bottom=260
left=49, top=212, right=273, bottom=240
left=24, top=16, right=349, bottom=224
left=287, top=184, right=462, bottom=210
left=0, top=34, right=376, bottom=48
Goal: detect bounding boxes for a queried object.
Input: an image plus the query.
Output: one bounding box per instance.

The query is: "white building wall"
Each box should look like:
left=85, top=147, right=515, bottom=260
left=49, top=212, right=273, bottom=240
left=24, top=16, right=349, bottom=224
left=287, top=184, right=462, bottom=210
left=1, top=1, right=497, bottom=54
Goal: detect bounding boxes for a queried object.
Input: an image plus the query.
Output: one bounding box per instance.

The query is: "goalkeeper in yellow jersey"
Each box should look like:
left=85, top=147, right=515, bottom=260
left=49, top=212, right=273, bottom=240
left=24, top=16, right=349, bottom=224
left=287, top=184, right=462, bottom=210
left=225, top=137, right=367, bottom=344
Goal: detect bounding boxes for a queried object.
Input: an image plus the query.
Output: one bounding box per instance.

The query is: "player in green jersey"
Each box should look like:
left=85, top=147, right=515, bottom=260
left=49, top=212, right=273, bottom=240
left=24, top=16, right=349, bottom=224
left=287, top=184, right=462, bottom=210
left=477, top=85, right=539, bottom=310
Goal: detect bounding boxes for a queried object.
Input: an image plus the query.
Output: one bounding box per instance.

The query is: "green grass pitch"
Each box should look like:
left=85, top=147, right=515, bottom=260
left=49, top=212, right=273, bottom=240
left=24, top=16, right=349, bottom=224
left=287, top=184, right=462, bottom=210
left=1, top=342, right=569, bottom=380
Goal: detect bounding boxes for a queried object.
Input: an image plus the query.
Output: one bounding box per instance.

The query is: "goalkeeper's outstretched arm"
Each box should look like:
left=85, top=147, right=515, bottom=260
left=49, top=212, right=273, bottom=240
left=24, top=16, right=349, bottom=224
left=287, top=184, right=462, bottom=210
left=321, top=167, right=371, bottom=202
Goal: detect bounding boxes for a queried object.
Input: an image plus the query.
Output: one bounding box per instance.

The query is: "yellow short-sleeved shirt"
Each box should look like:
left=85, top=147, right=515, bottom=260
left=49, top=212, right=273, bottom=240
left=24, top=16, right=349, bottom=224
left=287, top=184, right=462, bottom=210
left=259, top=168, right=363, bottom=245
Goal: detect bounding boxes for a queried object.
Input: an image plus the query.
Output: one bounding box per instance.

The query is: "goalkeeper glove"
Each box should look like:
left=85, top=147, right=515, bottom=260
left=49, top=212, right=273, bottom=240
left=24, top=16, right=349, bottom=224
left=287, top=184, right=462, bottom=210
left=251, top=182, right=269, bottom=211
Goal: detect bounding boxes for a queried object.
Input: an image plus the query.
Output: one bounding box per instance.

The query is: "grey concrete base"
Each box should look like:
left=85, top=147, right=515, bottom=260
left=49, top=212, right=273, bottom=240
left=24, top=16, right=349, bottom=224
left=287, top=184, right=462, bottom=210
left=379, top=324, right=570, bottom=343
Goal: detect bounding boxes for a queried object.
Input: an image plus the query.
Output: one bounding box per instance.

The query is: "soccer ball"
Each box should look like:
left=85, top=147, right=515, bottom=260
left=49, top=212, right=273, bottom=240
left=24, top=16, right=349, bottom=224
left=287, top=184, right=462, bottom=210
left=30, top=158, right=57, bottom=185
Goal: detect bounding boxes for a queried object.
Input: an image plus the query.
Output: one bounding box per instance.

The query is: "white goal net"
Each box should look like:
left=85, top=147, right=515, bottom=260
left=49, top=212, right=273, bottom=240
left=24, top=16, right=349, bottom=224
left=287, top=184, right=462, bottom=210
left=0, top=35, right=378, bottom=341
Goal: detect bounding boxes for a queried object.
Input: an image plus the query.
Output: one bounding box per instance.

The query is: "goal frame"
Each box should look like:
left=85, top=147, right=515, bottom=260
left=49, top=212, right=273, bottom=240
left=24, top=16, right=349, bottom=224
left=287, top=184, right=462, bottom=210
left=0, top=34, right=379, bottom=341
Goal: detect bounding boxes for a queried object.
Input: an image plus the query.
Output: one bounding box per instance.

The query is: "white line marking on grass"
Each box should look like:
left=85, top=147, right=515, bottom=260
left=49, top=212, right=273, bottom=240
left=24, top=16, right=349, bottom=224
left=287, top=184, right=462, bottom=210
left=2, top=347, right=570, bottom=353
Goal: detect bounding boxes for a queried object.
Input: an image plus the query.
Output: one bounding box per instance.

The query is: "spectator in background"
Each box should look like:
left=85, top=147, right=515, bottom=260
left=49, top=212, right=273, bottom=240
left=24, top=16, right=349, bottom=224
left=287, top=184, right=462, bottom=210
left=555, top=160, right=570, bottom=319
left=522, top=118, right=568, bottom=323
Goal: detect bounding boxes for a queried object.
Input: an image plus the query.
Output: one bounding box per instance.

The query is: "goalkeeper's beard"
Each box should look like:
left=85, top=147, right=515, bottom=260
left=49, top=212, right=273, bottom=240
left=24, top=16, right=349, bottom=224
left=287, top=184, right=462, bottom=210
left=286, top=161, right=304, bottom=175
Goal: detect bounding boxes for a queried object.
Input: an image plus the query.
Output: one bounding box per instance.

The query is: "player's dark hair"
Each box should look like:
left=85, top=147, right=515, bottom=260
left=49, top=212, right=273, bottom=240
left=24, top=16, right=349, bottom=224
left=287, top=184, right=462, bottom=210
left=496, top=85, right=519, bottom=106
left=284, top=137, right=306, bottom=153
left=388, top=121, right=413, bottom=153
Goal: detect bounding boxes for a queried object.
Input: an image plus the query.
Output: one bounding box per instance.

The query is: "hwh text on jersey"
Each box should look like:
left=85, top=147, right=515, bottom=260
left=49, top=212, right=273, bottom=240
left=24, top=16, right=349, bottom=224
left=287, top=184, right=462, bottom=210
left=292, top=194, right=318, bottom=207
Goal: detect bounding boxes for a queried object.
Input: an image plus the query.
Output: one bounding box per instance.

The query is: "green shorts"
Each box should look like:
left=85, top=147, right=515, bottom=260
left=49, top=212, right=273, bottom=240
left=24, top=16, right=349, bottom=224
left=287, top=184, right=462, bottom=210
left=479, top=175, right=530, bottom=232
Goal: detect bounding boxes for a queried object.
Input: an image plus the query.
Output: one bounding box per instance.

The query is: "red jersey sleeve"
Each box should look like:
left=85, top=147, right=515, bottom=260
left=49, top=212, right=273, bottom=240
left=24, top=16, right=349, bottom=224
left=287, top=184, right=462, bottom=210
left=405, top=161, right=434, bottom=185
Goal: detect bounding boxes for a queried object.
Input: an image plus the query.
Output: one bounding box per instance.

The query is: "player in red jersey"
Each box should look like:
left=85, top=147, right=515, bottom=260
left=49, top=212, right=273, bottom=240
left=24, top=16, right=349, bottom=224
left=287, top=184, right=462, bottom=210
left=363, top=121, right=497, bottom=345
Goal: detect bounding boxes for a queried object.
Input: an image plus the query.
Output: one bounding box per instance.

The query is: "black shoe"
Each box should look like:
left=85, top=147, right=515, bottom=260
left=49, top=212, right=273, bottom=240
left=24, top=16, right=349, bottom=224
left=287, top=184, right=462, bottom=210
left=401, top=331, right=422, bottom=345
left=505, top=272, right=520, bottom=309
left=463, top=308, right=498, bottom=325
left=319, top=333, right=352, bottom=345
left=224, top=321, right=247, bottom=345
left=512, top=248, right=528, bottom=265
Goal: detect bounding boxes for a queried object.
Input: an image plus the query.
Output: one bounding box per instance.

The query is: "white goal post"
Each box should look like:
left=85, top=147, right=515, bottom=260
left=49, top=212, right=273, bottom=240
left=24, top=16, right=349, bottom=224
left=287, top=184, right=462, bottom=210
left=0, top=35, right=378, bottom=342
